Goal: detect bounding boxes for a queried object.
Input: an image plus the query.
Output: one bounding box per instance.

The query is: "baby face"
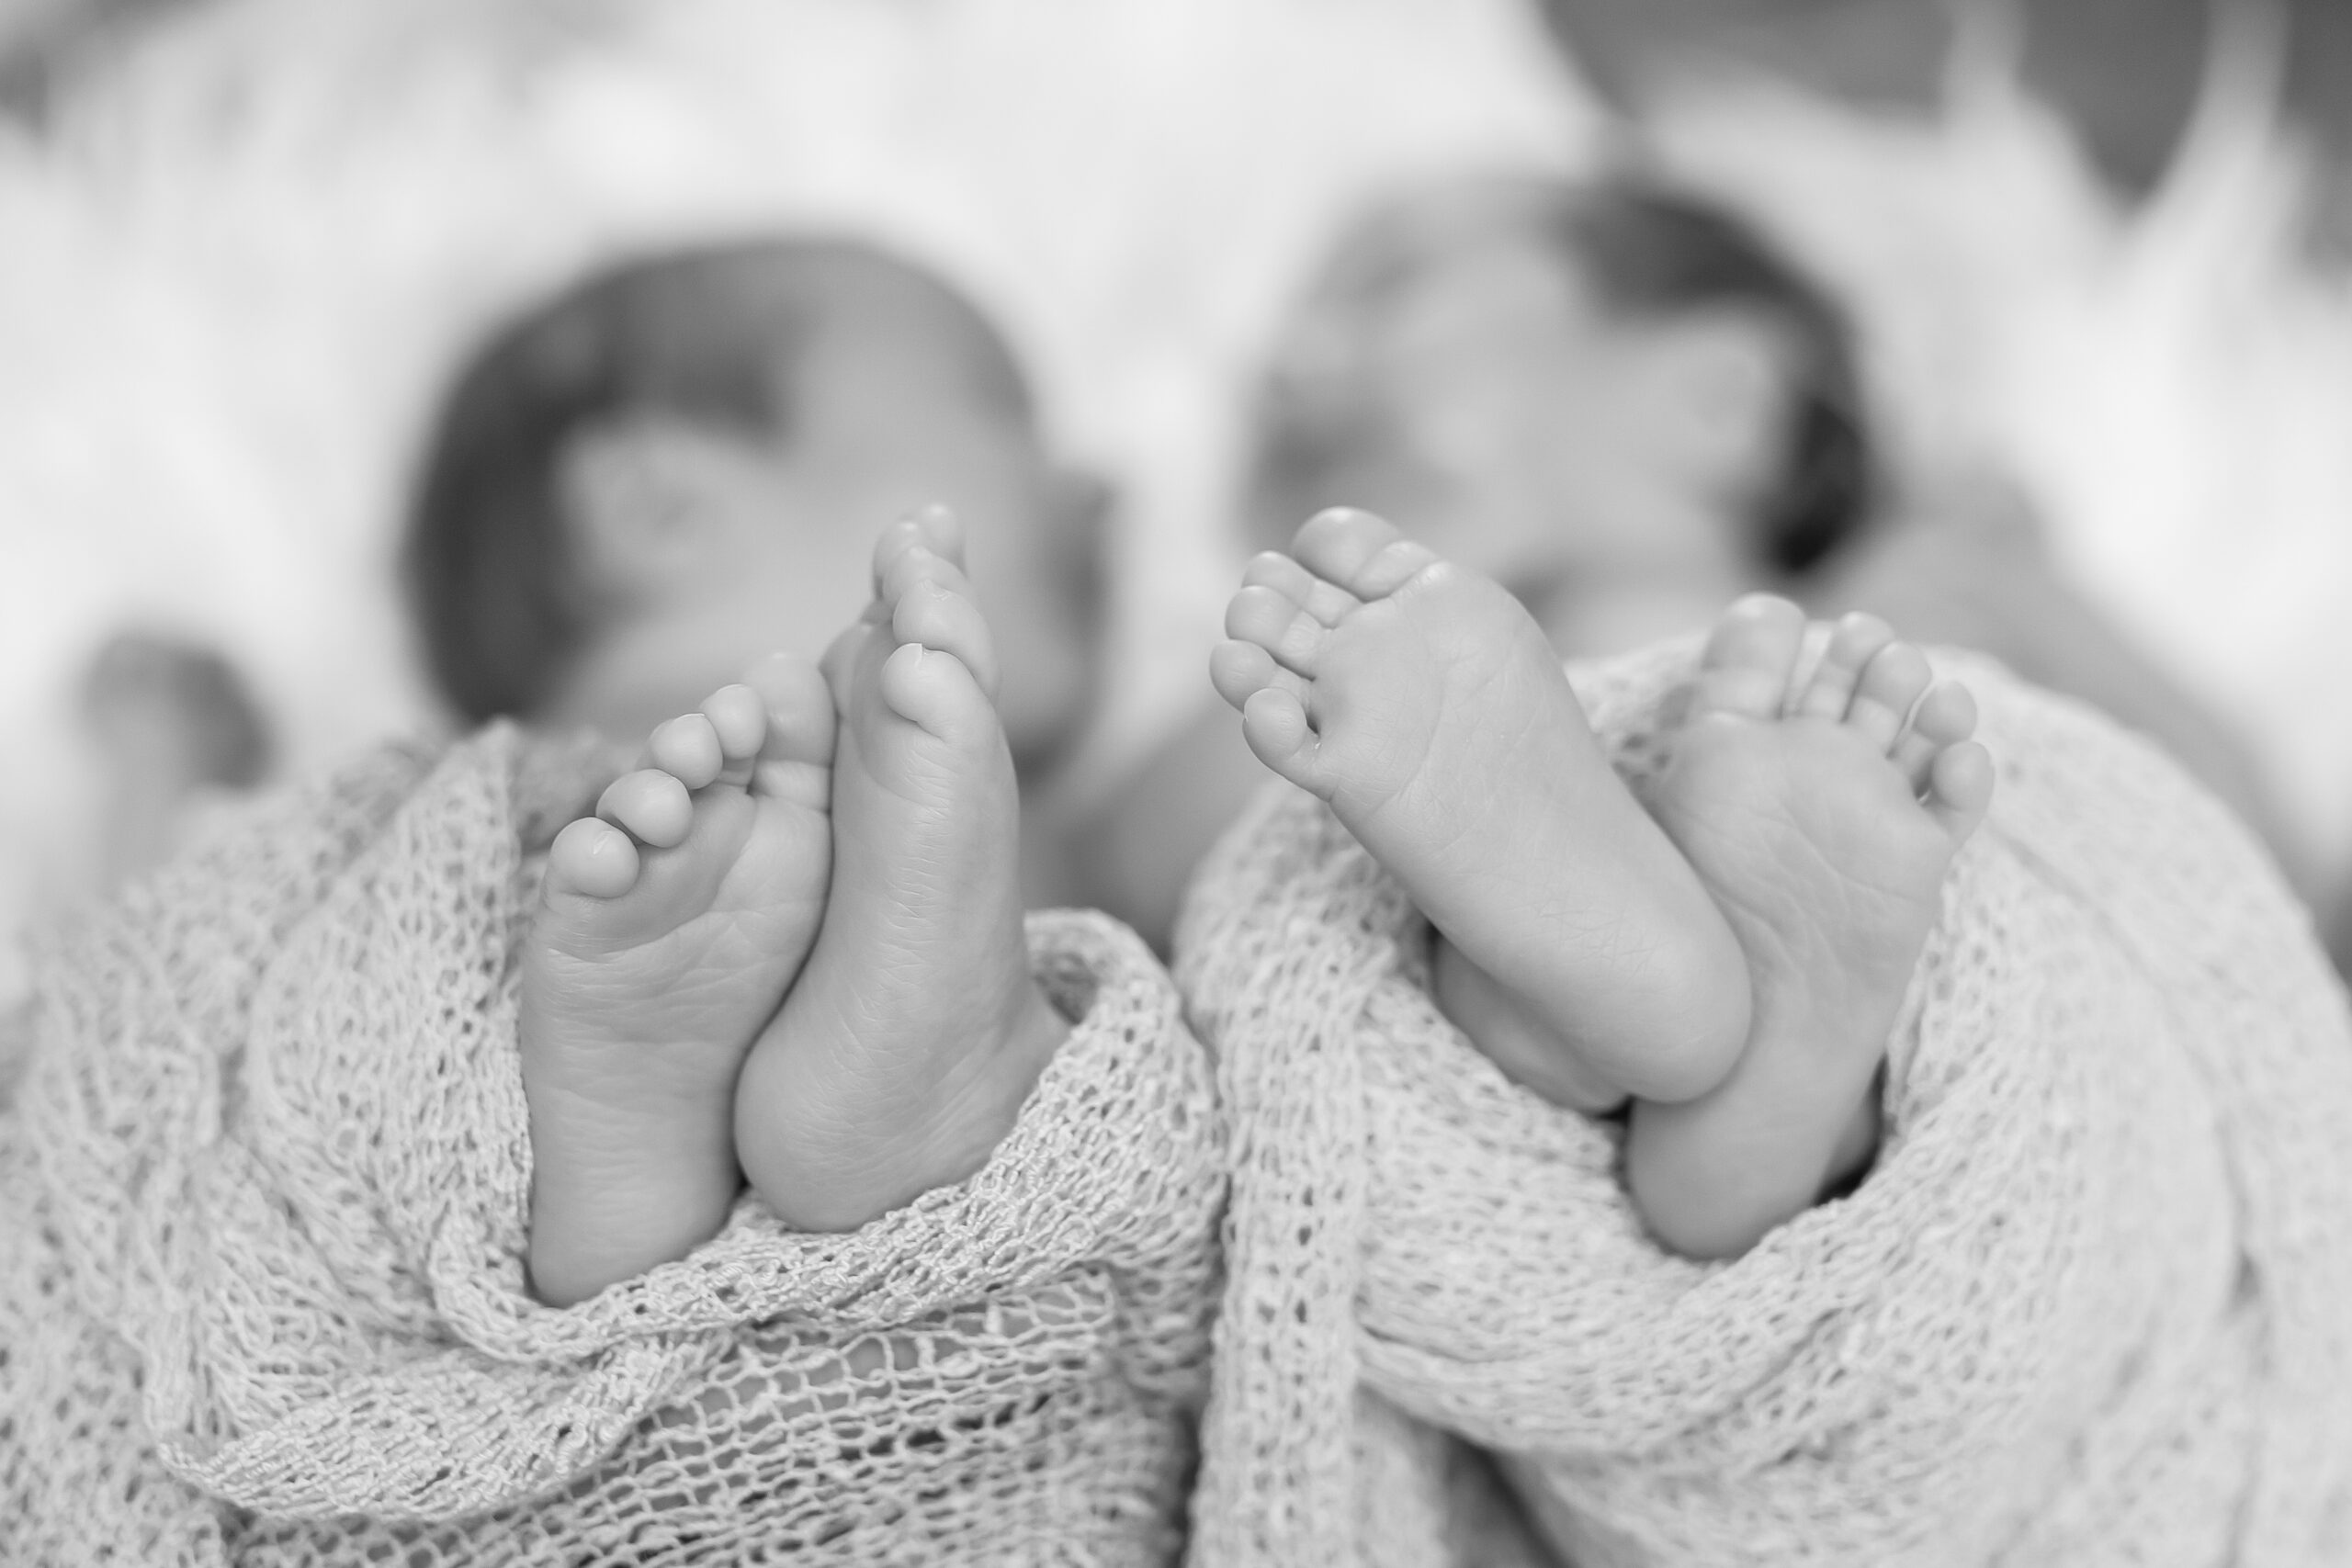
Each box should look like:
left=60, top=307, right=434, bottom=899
left=582, top=316, right=1102, bottom=769
left=1298, top=234, right=1627, bottom=583
left=770, top=322, right=1102, bottom=765
left=1256, top=206, right=1763, bottom=649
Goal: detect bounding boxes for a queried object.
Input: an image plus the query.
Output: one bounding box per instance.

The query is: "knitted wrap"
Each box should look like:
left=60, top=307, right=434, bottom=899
left=0, top=726, right=1224, bottom=1564
left=7, top=649, right=2351, bottom=1566
left=1178, top=642, right=2352, bottom=1567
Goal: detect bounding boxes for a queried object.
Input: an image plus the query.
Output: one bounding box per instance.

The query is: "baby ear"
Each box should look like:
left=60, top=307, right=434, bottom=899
left=555, top=418, right=734, bottom=600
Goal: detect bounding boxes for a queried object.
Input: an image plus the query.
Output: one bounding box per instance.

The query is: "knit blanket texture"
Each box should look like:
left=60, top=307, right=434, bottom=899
left=0, top=726, right=1225, bottom=1564
left=6, top=648, right=2352, bottom=1566
left=1177, top=641, right=2352, bottom=1567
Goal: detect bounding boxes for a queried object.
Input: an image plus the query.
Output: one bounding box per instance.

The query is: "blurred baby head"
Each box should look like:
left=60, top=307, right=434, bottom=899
left=77, top=628, right=276, bottom=891
left=79, top=629, right=275, bottom=792
left=404, top=236, right=1105, bottom=767
left=1249, top=175, right=1872, bottom=651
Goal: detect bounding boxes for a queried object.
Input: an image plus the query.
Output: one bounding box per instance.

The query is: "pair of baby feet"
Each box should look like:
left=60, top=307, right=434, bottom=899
left=522, top=497, right=1995, bottom=1294
left=520, top=509, right=1067, bottom=1307
left=1215, top=508, right=1994, bottom=1258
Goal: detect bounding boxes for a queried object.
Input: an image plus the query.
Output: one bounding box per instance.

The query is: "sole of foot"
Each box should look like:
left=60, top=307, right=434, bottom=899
left=734, top=507, right=1069, bottom=1233
left=1210, top=506, right=1751, bottom=1104
left=1627, top=595, right=1995, bottom=1258
left=520, top=655, right=838, bottom=1305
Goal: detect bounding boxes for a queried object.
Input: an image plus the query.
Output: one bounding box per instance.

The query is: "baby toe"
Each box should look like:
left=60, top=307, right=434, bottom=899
left=1209, top=638, right=1275, bottom=711
left=872, top=503, right=967, bottom=587
left=1210, top=638, right=1312, bottom=716
left=1243, top=550, right=1361, bottom=627
left=880, top=539, right=978, bottom=607
left=905, top=502, right=967, bottom=564
left=744, top=653, right=837, bottom=767
left=1891, top=680, right=1979, bottom=792
left=876, top=639, right=993, bottom=743
left=1792, top=612, right=1894, bottom=721
left=1290, top=507, right=1412, bottom=595
left=891, top=574, right=1000, bottom=698
left=1225, top=584, right=1329, bottom=677
left=699, top=682, right=770, bottom=764
left=597, top=768, right=695, bottom=850
left=546, top=816, right=641, bottom=900
left=1925, top=738, right=1996, bottom=840
left=1346, top=535, right=1443, bottom=600
left=1238, top=685, right=1319, bottom=787
left=1690, top=593, right=1806, bottom=721
left=1846, top=640, right=1933, bottom=752
left=648, top=712, right=726, bottom=790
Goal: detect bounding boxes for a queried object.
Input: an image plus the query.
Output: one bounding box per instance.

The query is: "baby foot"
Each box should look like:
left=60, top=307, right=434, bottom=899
left=520, top=658, right=836, bottom=1306
left=1626, top=596, right=1995, bottom=1258
left=1211, top=507, right=1750, bottom=1103
left=734, top=510, right=1069, bottom=1233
